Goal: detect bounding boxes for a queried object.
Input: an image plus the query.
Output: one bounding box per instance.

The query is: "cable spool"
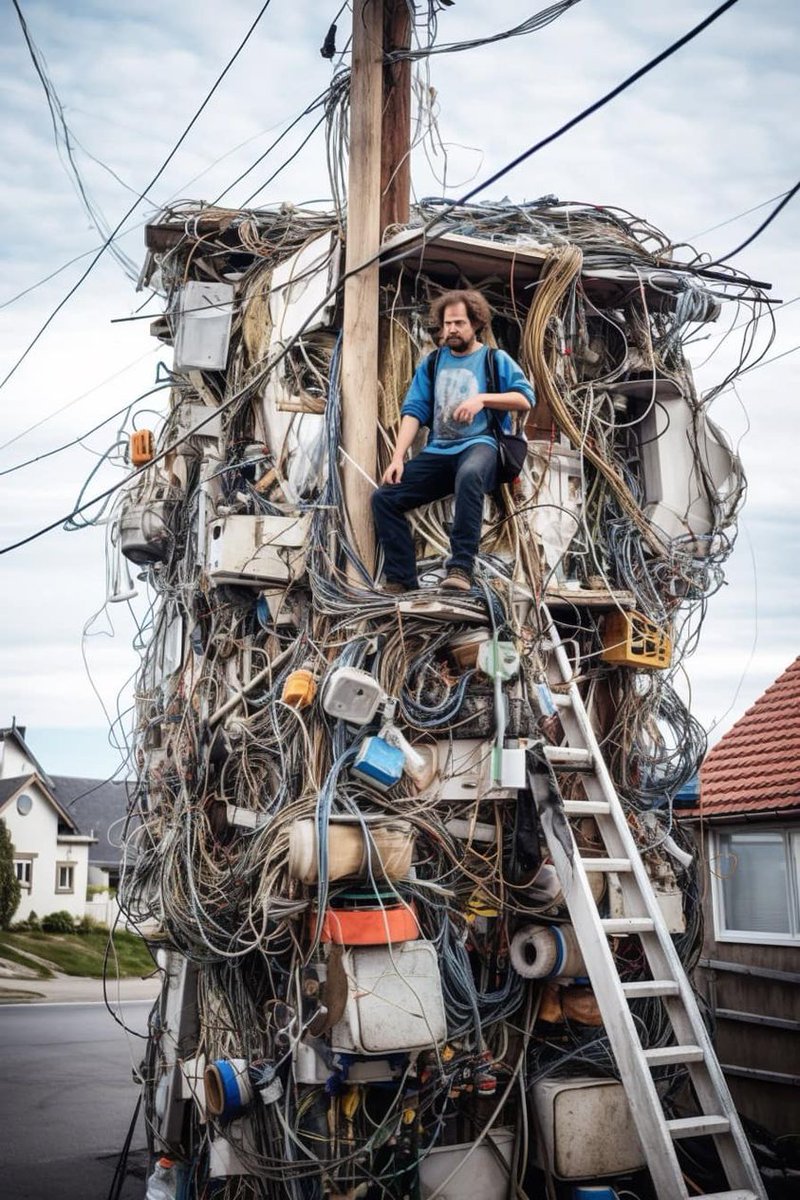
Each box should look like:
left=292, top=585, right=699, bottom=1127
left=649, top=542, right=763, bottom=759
left=204, top=1058, right=253, bottom=1120
left=509, top=924, right=585, bottom=980
left=288, top=818, right=414, bottom=884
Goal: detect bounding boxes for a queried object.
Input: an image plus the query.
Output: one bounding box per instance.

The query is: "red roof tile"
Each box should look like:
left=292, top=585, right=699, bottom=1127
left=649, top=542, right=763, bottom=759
left=690, top=657, right=800, bottom=818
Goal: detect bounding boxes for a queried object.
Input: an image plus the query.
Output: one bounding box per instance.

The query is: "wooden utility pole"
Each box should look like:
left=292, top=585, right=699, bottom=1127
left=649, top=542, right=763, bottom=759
left=340, top=1, right=384, bottom=573
left=380, top=3, right=412, bottom=230
left=341, top=0, right=411, bottom=575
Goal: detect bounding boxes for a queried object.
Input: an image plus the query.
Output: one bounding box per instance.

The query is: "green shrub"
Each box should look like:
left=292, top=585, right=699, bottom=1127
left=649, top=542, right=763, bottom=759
left=42, top=910, right=77, bottom=933
left=13, top=910, right=41, bottom=932
left=0, top=818, right=21, bottom=929
left=75, top=914, right=104, bottom=934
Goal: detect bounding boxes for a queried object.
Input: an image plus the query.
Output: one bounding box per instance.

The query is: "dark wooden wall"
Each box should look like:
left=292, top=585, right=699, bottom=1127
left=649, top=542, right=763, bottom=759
left=693, top=861, right=800, bottom=1138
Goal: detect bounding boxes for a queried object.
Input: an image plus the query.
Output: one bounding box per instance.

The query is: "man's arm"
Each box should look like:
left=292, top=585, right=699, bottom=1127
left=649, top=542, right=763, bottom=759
left=452, top=390, right=531, bottom=423
left=382, top=414, right=421, bottom=484
left=453, top=351, right=534, bottom=423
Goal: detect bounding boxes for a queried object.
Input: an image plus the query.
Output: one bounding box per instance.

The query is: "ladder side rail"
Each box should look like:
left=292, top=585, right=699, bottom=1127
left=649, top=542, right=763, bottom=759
left=564, top=755, right=764, bottom=1196
left=659, top=989, right=766, bottom=1195
left=537, top=816, right=692, bottom=1200
left=540, top=607, right=767, bottom=1200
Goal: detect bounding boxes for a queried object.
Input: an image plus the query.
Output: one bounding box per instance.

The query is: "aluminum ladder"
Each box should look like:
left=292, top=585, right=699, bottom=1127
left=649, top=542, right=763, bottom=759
left=532, top=605, right=766, bottom=1200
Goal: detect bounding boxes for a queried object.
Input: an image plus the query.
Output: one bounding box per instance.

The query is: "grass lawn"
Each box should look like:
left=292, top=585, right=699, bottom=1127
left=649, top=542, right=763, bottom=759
left=0, top=930, right=155, bottom=978
left=0, top=939, right=53, bottom=977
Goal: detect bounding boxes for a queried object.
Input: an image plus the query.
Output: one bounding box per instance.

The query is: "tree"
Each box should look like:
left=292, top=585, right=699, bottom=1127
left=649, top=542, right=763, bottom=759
left=0, top=818, right=21, bottom=929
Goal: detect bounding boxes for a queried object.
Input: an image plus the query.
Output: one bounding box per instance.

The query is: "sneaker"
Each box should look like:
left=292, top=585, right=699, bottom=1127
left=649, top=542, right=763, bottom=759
left=382, top=580, right=409, bottom=595
left=441, top=568, right=472, bottom=592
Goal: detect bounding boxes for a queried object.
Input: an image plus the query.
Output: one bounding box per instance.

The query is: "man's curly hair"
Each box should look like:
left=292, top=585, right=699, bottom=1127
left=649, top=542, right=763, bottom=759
left=429, top=289, right=493, bottom=338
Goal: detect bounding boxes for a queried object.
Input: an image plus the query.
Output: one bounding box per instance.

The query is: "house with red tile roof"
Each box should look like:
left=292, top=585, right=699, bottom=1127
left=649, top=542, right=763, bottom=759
left=679, top=656, right=800, bottom=1137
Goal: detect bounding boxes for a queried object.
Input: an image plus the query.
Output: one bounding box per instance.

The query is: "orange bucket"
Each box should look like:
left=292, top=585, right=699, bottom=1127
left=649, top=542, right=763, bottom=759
left=315, top=902, right=419, bottom=945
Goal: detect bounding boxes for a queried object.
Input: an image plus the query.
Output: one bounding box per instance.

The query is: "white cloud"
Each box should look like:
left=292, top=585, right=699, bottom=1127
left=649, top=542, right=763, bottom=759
left=0, top=0, right=798, bottom=770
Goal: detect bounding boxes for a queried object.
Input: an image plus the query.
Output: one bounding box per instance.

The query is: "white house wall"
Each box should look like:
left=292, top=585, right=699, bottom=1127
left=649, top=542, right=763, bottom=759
left=3, top=781, right=89, bottom=922
left=0, top=738, right=38, bottom=780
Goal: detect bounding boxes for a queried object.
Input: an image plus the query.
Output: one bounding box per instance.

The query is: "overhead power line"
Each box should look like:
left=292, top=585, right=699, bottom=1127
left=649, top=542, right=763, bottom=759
left=740, top=341, right=800, bottom=375
left=12, top=0, right=140, bottom=280
left=213, top=88, right=331, bottom=204
left=386, top=0, right=585, bottom=60
left=0, top=383, right=171, bottom=478
left=0, top=348, right=158, bottom=452
left=0, top=0, right=753, bottom=556
left=453, top=0, right=742, bottom=210
left=702, top=181, right=800, bottom=266
left=0, top=0, right=275, bottom=395
left=688, top=188, right=794, bottom=241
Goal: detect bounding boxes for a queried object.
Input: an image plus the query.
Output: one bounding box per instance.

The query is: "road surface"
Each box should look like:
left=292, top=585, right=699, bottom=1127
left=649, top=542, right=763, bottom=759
left=0, top=1000, right=153, bottom=1199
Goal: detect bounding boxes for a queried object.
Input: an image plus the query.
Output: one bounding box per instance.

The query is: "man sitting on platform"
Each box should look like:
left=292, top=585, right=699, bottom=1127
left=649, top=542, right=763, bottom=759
left=372, top=289, right=535, bottom=593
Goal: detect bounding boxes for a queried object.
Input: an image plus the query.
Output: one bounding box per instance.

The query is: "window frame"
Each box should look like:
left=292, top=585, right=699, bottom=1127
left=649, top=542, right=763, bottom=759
left=55, top=861, right=75, bottom=895
left=711, top=824, right=800, bottom=947
left=14, top=856, right=34, bottom=890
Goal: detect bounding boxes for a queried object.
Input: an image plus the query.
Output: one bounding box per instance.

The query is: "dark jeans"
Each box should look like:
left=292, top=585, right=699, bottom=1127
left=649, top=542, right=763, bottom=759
left=371, top=443, right=498, bottom=587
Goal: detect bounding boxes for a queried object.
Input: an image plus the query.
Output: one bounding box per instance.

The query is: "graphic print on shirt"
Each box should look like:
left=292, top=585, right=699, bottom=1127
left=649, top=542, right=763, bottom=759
left=432, top=366, right=489, bottom=443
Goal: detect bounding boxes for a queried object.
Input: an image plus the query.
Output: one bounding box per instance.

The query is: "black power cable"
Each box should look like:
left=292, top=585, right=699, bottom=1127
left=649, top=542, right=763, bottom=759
left=0, top=0, right=749, bottom=556
left=454, top=0, right=742, bottom=210
left=2, top=0, right=275, bottom=394
left=105, top=1092, right=143, bottom=1200
left=0, top=383, right=172, bottom=478
left=212, top=86, right=332, bottom=205
left=703, top=180, right=800, bottom=266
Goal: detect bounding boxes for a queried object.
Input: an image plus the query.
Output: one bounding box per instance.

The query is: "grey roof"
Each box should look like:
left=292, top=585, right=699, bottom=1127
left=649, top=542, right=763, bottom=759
left=0, top=775, right=31, bottom=809
left=0, top=772, right=79, bottom=832
left=50, top=776, right=134, bottom=867
left=0, top=726, right=54, bottom=788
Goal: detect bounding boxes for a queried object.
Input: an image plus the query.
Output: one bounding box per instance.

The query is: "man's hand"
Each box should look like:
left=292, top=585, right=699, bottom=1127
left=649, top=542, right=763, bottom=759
left=452, top=395, right=485, bottom=424
left=382, top=456, right=405, bottom=485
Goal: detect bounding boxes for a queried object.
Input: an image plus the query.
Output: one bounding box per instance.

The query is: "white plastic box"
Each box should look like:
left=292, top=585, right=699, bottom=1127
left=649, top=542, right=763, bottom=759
left=321, top=666, right=385, bottom=724
left=293, top=1041, right=404, bottom=1085
left=531, top=1076, right=645, bottom=1179
left=206, top=513, right=310, bottom=587
left=174, top=281, right=235, bottom=371
left=330, top=941, right=447, bottom=1055
left=418, top=1127, right=515, bottom=1199
left=436, top=738, right=516, bottom=801
left=637, top=395, right=737, bottom=552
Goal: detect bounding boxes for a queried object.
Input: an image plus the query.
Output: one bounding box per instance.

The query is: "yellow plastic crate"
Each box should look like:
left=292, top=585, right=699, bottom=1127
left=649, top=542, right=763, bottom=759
left=601, top=610, right=671, bottom=669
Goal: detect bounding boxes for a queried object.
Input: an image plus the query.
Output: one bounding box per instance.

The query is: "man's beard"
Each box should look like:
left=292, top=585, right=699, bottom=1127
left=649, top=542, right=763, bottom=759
left=446, top=334, right=470, bottom=352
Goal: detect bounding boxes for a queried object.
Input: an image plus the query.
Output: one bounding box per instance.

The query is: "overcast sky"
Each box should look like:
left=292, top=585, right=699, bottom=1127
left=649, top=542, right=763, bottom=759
left=0, top=0, right=797, bottom=778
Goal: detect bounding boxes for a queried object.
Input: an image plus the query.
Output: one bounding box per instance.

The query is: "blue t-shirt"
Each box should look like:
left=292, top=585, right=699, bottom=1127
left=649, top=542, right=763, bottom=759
left=401, top=345, right=535, bottom=456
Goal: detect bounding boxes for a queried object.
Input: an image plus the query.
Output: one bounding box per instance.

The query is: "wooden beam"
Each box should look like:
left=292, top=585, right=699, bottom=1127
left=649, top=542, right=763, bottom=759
left=380, top=1, right=411, bottom=231
left=341, top=0, right=384, bottom=574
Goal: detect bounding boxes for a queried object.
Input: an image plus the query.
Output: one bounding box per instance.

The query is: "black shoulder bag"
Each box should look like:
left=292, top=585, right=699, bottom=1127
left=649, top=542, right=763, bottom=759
left=484, top=348, right=528, bottom=484
left=426, top=346, right=529, bottom=484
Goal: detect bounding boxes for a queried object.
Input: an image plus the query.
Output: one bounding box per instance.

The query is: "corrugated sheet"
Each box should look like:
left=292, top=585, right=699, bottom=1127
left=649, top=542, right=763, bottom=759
left=690, top=657, right=800, bottom=817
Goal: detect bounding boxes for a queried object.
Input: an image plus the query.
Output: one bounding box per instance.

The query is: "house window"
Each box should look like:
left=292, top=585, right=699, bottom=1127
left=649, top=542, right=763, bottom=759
left=14, top=859, right=33, bottom=889
left=713, top=827, right=800, bottom=945
left=16, top=792, right=33, bottom=816
left=55, top=863, right=75, bottom=894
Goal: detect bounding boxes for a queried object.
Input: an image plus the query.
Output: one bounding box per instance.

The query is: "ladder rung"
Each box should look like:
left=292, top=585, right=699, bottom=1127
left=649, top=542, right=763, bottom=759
left=622, top=980, right=680, bottom=999
left=601, top=917, right=655, bottom=934
left=582, top=857, right=631, bottom=872
left=644, top=1045, right=704, bottom=1067
left=543, top=746, right=594, bottom=770
left=667, top=1115, right=730, bottom=1140
left=563, top=800, right=610, bottom=815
